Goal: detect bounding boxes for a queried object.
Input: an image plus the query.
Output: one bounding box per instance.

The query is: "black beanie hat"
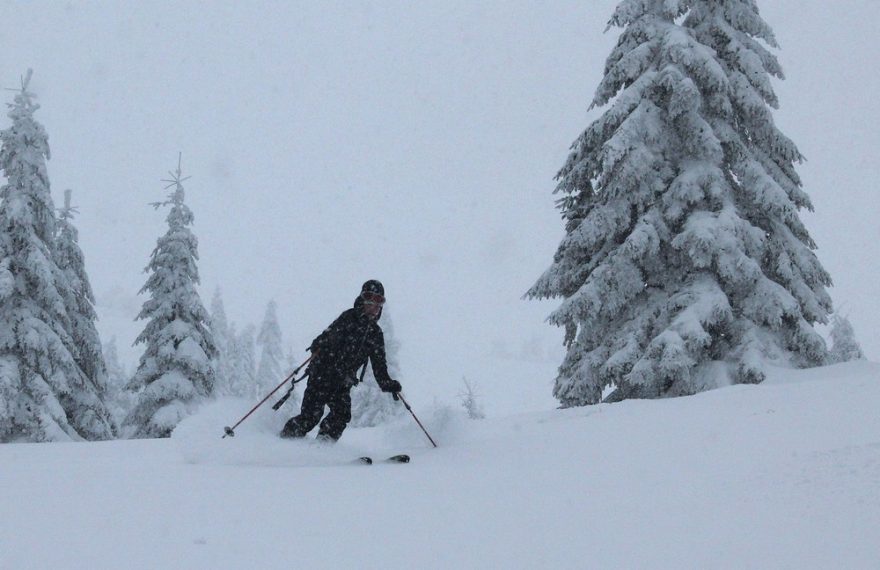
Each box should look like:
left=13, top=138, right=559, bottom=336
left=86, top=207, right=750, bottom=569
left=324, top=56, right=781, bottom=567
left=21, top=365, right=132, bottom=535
left=361, top=280, right=384, bottom=297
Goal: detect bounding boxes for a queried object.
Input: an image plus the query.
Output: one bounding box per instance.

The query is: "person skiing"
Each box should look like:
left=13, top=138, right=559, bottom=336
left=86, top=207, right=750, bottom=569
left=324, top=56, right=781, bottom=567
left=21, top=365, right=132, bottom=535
left=280, top=280, right=402, bottom=442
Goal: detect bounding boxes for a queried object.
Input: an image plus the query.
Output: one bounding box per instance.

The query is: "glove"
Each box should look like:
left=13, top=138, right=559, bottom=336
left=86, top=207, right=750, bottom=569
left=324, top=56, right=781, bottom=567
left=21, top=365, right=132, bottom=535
left=381, top=379, right=402, bottom=394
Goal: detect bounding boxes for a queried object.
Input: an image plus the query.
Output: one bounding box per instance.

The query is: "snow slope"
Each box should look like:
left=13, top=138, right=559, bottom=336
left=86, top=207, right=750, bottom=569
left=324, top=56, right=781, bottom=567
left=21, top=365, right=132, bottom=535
left=2, top=362, right=879, bottom=569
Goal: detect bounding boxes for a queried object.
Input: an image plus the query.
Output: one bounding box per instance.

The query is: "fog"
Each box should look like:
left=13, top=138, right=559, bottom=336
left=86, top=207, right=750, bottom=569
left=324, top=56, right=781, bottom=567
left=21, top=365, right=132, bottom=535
left=3, top=1, right=877, bottom=413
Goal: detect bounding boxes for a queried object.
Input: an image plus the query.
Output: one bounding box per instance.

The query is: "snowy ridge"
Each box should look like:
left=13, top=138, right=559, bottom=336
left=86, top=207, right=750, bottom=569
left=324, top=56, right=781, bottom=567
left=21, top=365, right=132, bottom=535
left=2, top=362, right=879, bottom=569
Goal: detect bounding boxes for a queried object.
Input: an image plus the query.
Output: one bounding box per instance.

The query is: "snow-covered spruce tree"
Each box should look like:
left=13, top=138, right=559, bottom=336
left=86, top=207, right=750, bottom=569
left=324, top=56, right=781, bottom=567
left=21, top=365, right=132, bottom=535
left=228, top=323, right=257, bottom=399
left=0, top=71, right=113, bottom=441
left=527, top=1, right=832, bottom=406
left=102, top=336, right=134, bottom=429
left=123, top=157, right=216, bottom=438
left=209, top=287, right=233, bottom=396
left=256, top=300, right=284, bottom=392
left=828, top=314, right=863, bottom=364
left=351, top=309, right=404, bottom=427
left=54, top=189, right=113, bottom=431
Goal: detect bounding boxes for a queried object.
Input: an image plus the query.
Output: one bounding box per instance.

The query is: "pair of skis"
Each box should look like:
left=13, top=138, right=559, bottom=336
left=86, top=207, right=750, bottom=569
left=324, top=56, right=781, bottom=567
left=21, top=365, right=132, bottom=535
left=355, top=454, right=410, bottom=465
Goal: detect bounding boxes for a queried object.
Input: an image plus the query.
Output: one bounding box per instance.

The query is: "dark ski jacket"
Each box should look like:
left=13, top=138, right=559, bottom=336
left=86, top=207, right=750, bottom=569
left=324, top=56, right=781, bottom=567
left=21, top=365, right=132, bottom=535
left=308, top=296, right=394, bottom=390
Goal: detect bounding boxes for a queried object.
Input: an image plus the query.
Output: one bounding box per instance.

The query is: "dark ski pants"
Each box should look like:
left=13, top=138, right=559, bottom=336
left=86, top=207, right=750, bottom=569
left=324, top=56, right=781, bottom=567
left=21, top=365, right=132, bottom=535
left=281, top=378, right=352, bottom=442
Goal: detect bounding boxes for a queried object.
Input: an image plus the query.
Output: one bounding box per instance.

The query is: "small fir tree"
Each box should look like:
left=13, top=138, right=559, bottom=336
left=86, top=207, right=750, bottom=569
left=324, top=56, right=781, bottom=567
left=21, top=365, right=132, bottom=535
left=256, top=300, right=284, bottom=392
left=102, top=336, right=134, bottom=429
left=228, top=323, right=257, bottom=399
left=209, top=287, right=234, bottom=396
left=124, top=156, right=216, bottom=438
left=457, top=377, right=485, bottom=420
left=0, top=71, right=113, bottom=441
left=528, top=1, right=833, bottom=406
left=55, top=189, right=113, bottom=430
left=828, top=314, right=864, bottom=364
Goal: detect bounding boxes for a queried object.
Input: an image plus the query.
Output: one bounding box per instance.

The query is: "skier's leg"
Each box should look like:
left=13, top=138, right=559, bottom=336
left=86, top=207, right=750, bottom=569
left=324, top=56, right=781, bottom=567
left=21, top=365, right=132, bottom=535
left=316, top=388, right=352, bottom=442
left=280, top=381, right=327, bottom=438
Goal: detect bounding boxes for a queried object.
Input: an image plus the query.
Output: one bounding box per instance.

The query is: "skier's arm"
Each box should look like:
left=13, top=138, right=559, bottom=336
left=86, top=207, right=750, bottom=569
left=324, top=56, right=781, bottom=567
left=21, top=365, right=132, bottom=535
left=370, top=330, right=401, bottom=393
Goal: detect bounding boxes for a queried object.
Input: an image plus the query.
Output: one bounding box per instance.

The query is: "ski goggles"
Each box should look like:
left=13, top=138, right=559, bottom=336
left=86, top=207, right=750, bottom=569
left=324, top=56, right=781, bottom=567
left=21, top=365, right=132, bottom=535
left=361, top=291, right=385, bottom=305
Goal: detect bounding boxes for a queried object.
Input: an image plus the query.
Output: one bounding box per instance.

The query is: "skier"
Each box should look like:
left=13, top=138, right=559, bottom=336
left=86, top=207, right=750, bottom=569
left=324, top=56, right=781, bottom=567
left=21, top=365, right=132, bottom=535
left=280, top=280, right=402, bottom=442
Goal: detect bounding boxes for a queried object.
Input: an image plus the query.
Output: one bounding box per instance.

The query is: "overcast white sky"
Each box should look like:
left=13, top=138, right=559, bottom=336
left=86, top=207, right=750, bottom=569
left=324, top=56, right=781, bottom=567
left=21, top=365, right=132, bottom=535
left=2, top=1, right=877, bottom=414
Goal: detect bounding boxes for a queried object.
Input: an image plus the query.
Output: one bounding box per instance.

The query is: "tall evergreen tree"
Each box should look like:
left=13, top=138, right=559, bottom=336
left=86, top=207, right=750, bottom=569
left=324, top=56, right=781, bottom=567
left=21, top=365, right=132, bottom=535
left=0, top=71, right=113, bottom=441
left=351, top=309, right=403, bottom=427
left=256, top=300, right=284, bottom=392
left=124, top=157, right=216, bottom=438
left=528, top=1, right=832, bottom=406
left=54, top=189, right=112, bottom=429
left=102, top=336, right=133, bottom=429
left=209, top=287, right=233, bottom=396
left=228, top=323, right=257, bottom=399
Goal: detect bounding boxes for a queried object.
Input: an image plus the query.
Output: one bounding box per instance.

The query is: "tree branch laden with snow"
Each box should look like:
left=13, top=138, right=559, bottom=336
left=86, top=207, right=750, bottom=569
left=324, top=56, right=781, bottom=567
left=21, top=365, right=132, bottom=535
left=0, top=72, right=113, bottom=441
left=123, top=157, right=216, bottom=438
left=528, top=1, right=833, bottom=406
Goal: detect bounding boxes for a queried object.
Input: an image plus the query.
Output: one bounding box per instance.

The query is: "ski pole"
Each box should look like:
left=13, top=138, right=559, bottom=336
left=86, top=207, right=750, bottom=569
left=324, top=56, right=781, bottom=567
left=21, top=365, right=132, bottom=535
left=222, top=355, right=312, bottom=438
left=397, top=393, right=438, bottom=448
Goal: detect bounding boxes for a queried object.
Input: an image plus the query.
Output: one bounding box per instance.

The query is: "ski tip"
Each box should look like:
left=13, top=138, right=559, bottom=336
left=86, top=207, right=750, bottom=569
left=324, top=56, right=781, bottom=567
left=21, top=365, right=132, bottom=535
left=386, top=454, right=410, bottom=463
left=355, top=456, right=373, bottom=465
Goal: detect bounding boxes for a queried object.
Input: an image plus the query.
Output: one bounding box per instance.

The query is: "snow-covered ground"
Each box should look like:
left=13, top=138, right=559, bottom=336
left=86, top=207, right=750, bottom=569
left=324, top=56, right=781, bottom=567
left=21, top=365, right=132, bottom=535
left=3, top=361, right=879, bottom=569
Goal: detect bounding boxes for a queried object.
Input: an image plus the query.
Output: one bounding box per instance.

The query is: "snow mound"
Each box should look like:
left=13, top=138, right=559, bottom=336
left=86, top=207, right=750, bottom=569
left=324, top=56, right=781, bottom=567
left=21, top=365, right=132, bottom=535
left=763, top=359, right=880, bottom=385
left=170, top=396, right=461, bottom=466
left=171, top=397, right=368, bottom=467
